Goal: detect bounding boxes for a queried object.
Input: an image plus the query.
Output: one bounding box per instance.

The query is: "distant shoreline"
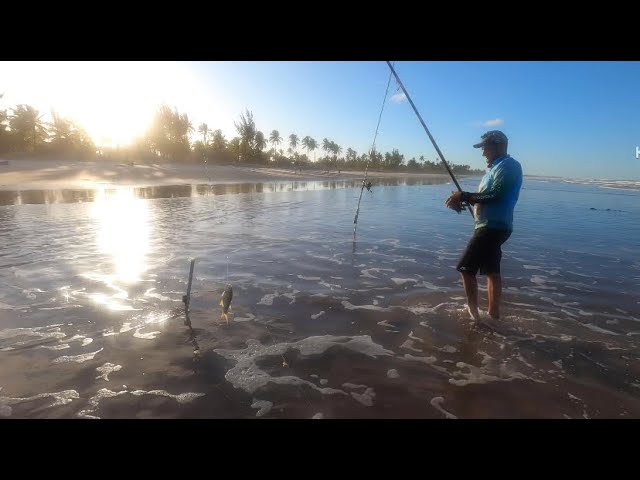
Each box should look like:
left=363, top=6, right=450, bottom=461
left=2, top=158, right=636, bottom=192
left=0, top=158, right=461, bottom=192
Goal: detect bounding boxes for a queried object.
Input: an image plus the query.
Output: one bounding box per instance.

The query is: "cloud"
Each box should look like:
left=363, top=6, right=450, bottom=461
left=482, top=118, right=504, bottom=127
left=390, top=92, right=407, bottom=103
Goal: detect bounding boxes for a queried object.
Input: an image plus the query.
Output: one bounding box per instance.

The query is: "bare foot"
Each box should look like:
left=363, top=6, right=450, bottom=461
left=466, top=304, right=481, bottom=321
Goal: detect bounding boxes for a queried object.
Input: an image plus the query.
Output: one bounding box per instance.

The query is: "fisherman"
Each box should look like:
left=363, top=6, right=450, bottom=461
left=445, top=130, right=523, bottom=325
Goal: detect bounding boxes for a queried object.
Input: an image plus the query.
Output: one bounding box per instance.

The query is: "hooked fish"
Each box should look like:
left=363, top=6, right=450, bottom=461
left=219, top=284, right=233, bottom=325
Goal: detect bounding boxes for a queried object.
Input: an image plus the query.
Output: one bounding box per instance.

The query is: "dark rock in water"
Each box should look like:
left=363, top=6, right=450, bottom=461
left=589, top=207, right=626, bottom=213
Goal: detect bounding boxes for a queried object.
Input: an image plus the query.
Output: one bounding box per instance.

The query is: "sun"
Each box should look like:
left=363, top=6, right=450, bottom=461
left=0, top=61, right=226, bottom=148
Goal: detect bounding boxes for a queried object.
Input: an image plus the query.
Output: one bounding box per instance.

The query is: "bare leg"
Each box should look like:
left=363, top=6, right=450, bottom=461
left=487, top=273, right=502, bottom=319
left=460, top=272, right=480, bottom=320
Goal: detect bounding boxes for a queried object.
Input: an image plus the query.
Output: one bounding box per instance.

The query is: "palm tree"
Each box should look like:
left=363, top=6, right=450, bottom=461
left=146, top=104, right=192, bottom=161
left=228, top=137, right=241, bottom=163
left=329, top=142, right=341, bottom=169
left=50, top=110, right=71, bottom=136
left=306, top=137, right=318, bottom=162
left=48, top=111, right=72, bottom=152
left=9, top=104, right=47, bottom=152
left=255, top=131, right=266, bottom=153
left=43, top=110, right=95, bottom=157
left=210, top=129, right=226, bottom=154
left=322, top=138, right=331, bottom=159
left=335, top=143, right=342, bottom=168
left=289, top=134, right=298, bottom=156
left=198, top=123, right=209, bottom=145
left=173, top=111, right=194, bottom=160
left=269, top=130, right=282, bottom=160
left=145, top=104, right=170, bottom=158
left=67, top=120, right=94, bottom=155
left=369, top=149, right=382, bottom=169
left=385, top=149, right=404, bottom=169
left=345, top=148, right=357, bottom=167
left=234, top=109, right=256, bottom=162
left=0, top=109, right=10, bottom=153
left=332, top=143, right=342, bottom=158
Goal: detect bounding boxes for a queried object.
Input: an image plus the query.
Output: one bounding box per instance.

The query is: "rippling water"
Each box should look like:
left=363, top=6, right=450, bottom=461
left=1, top=177, right=639, bottom=418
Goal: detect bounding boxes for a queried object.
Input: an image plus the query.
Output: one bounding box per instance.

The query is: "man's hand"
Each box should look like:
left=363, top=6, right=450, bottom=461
left=445, top=191, right=464, bottom=213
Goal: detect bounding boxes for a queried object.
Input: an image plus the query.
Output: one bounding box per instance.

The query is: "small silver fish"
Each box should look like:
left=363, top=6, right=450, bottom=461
left=219, top=284, right=233, bottom=325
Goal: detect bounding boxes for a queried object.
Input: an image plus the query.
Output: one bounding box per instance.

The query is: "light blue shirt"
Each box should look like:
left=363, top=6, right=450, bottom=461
left=472, top=155, right=523, bottom=231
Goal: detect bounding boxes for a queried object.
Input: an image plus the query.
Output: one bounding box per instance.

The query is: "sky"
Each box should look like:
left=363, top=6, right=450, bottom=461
left=1, top=61, right=639, bottom=180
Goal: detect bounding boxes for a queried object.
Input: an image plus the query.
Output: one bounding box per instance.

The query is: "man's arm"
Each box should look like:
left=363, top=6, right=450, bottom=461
left=461, top=164, right=519, bottom=205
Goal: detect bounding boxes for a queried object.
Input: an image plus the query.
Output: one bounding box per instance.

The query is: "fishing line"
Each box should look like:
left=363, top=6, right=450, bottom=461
left=386, top=61, right=474, bottom=219
left=353, top=62, right=396, bottom=239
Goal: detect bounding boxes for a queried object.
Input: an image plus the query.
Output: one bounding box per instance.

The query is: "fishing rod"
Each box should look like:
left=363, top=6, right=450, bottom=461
left=386, top=61, right=474, bottom=219
left=353, top=64, right=395, bottom=239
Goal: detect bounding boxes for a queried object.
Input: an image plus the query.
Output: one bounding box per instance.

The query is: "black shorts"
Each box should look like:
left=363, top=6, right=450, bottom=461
left=456, top=227, right=512, bottom=276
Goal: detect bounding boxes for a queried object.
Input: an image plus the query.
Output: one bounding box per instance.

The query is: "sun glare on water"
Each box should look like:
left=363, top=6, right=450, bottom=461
left=91, top=187, right=150, bottom=285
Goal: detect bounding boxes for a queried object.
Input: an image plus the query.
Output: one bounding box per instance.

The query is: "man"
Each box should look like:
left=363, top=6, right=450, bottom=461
left=445, top=130, right=523, bottom=325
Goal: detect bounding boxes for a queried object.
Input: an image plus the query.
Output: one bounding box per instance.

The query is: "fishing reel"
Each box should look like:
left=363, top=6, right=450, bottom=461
left=450, top=201, right=472, bottom=214
left=364, top=181, right=373, bottom=193
left=456, top=201, right=471, bottom=213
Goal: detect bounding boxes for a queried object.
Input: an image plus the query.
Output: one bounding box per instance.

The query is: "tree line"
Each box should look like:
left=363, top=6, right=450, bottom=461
left=0, top=100, right=485, bottom=175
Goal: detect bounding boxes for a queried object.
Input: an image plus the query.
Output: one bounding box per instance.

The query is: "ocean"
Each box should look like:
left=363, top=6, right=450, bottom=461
left=1, top=176, right=639, bottom=418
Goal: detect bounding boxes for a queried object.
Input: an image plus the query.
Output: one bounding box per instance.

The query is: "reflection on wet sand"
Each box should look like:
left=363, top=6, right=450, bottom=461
left=0, top=189, right=95, bottom=206
left=0, top=177, right=453, bottom=206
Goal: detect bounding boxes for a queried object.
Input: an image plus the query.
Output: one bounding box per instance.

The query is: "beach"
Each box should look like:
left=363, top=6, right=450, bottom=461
left=0, top=158, right=452, bottom=192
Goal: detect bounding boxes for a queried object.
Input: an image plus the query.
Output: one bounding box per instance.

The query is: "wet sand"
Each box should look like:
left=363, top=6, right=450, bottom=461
left=4, top=286, right=640, bottom=419
left=0, top=158, right=452, bottom=191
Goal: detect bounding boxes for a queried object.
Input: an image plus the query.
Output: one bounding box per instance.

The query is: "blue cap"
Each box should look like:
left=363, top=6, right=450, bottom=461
left=473, top=130, right=508, bottom=148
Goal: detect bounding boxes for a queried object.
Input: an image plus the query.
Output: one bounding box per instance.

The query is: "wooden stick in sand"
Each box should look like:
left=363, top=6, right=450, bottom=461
left=182, top=258, right=196, bottom=328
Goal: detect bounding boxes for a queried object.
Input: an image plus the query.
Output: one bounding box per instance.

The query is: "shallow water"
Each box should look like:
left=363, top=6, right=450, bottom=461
left=1, top=177, right=639, bottom=418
